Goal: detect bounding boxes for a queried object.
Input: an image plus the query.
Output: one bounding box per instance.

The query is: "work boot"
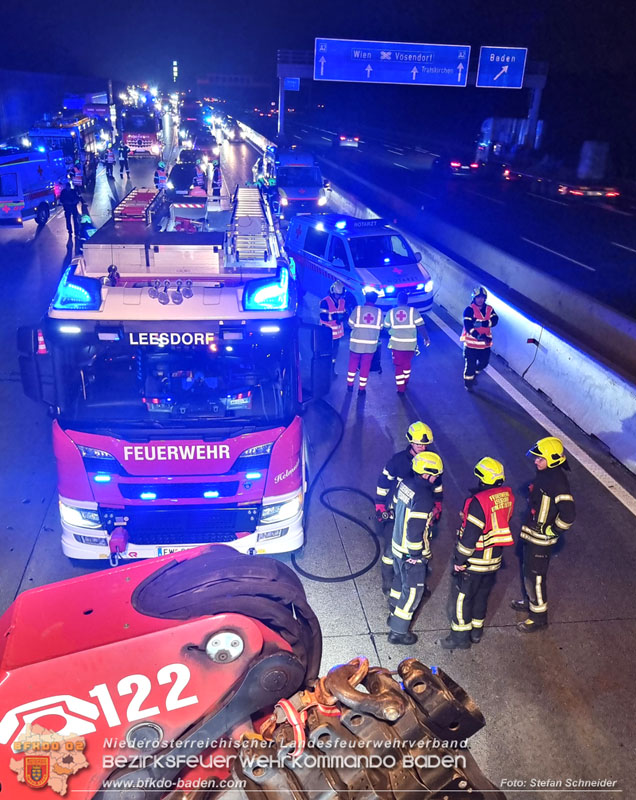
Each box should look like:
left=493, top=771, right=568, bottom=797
left=438, top=634, right=471, bottom=650
left=464, top=383, right=474, bottom=392
left=358, top=388, right=366, bottom=395
left=346, top=384, right=354, bottom=392
left=510, top=599, right=529, bottom=612
left=470, top=628, right=483, bottom=644
left=517, top=618, right=547, bottom=633
left=388, top=631, right=417, bottom=645
left=423, top=585, right=432, bottom=599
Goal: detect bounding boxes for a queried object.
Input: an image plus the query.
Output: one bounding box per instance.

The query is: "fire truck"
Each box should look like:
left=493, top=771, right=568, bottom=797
left=121, top=109, right=162, bottom=156
left=18, top=185, right=332, bottom=563
left=29, top=114, right=99, bottom=168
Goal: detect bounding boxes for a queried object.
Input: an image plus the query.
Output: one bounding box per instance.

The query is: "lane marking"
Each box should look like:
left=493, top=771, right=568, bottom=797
left=521, top=237, right=596, bottom=271
left=293, top=134, right=302, bottom=140
left=600, top=203, right=633, bottom=217
left=321, top=136, right=332, bottom=142
left=466, top=189, right=505, bottom=205
left=387, top=148, right=404, bottom=155
left=393, top=162, right=411, bottom=170
left=612, top=241, right=636, bottom=255
left=527, top=193, right=569, bottom=207
left=429, top=310, right=636, bottom=518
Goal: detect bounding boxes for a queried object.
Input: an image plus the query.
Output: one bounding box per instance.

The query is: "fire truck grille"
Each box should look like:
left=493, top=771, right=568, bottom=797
left=123, top=506, right=259, bottom=545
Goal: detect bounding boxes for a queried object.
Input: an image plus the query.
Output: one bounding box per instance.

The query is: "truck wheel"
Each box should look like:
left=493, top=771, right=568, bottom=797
left=35, top=203, right=50, bottom=226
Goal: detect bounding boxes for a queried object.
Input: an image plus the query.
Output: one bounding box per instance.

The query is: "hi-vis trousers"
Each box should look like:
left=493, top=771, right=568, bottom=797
left=347, top=352, right=374, bottom=389
left=522, top=541, right=551, bottom=624
left=388, top=554, right=427, bottom=634
left=450, top=570, right=497, bottom=644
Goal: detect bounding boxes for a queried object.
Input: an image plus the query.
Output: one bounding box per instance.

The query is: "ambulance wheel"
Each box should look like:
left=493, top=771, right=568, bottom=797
left=35, top=203, right=50, bottom=226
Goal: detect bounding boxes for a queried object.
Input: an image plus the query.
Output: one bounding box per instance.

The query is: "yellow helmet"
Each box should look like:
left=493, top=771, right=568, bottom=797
left=474, top=457, right=505, bottom=486
left=412, top=451, right=443, bottom=476
left=406, top=421, right=433, bottom=446
left=528, top=436, right=566, bottom=468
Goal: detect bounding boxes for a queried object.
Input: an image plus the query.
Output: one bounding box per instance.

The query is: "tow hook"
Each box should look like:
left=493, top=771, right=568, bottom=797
left=108, top=526, right=129, bottom=567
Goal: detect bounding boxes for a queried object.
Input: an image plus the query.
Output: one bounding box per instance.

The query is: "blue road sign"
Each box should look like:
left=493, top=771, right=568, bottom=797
left=284, top=77, right=300, bottom=91
left=476, top=46, right=528, bottom=89
left=314, top=38, right=471, bottom=87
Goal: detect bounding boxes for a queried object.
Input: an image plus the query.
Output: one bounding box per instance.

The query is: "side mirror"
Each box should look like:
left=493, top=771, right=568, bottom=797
left=415, top=252, right=422, bottom=263
left=17, top=325, right=37, bottom=356
left=331, top=257, right=345, bottom=268
left=18, top=355, right=43, bottom=403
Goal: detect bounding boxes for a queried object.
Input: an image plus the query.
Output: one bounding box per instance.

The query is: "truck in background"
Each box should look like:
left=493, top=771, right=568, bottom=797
left=0, top=147, right=66, bottom=226
left=18, top=185, right=332, bottom=563
left=121, top=108, right=162, bottom=156
left=29, top=114, right=99, bottom=169
left=253, top=145, right=329, bottom=220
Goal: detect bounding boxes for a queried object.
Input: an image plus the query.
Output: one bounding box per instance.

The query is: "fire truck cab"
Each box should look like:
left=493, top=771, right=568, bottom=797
left=18, top=186, right=332, bottom=562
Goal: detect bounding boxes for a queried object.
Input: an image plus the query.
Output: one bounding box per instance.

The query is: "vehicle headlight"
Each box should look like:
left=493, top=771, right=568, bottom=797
left=280, top=197, right=289, bottom=206
left=59, top=501, right=101, bottom=529
left=76, top=445, right=115, bottom=460
left=228, top=130, right=235, bottom=139
left=212, top=146, right=220, bottom=156
left=261, top=491, right=302, bottom=524
left=242, top=443, right=273, bottom=457
left=424, top=279, right=434, bottom=293
left=75, top=533, right=108, bottom=545
left=167, top=180, right=174, bottom=189
left=363, top=285, right=384, bottom=297
left=317, top=195, right=328, bottom=206
left=150, top=144, right=160, bottom=155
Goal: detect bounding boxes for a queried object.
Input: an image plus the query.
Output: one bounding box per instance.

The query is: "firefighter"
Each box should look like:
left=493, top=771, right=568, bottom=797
left=511, top=437, right=576, bottom=632
left=211, top=160, right=222, bottom=199
left=347, top=292, right=382, bottom=394
left=105, top=145, right=116, bottom=178
left=70, top=161, right=84, bottom=190
left=440, top=457, right=515, bottom=650
left=387, top=451, right=443, bottom=645
left=59, top=181, right=82, bottom=237
left=460, top=286, right=499, bottom=391
left=320, top=280, right=354, bottom=375
left=376, top=422, right=443, bottom=595
left=384, top=291, right=430, bottom=393
left=117, top=141, right=130, bottom=179
left=154, top=161, right=167, bottom=190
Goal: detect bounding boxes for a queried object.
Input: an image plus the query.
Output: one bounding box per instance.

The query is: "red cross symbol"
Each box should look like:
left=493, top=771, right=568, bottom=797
left=2, top=206, right=9, bottom=213
left=363, top=312, right=375, bottom=324
left=294, top=225, right=302, bottom=238
left=396, top=310, right=408, bottom=322
left=37, top=165, right=44, bottom=177
left=392, top=267, right=403, bottom=275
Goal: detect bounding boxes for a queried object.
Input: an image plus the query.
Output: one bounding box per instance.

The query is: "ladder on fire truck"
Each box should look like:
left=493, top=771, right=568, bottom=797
left=225, top=186, right=283, bottom=271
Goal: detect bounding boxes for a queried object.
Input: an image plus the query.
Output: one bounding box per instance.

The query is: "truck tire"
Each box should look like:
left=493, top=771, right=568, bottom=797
left=35, top=203, right=50, bottom=226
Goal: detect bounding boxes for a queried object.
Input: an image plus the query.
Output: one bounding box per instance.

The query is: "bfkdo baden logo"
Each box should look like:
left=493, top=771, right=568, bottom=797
left=9, top=724, right=88, bottom=795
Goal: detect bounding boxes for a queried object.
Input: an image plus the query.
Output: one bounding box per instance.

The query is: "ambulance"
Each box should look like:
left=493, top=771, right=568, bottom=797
left=18, top=186, right=332, bottom=562
left=0, top=147, right=66, bottom=226
left=253, top=145, right=329, bottom=219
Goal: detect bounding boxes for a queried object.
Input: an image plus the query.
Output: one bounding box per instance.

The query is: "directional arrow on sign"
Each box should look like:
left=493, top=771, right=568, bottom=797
left=365, top=64, right=373, bottom=78
left=319, top=56, right=326, bottom=76
left=411, top=66, right=418, bottom=80
left=494, top=64, right=509, bottom=81
left=457, top=62, right=464, bottom=83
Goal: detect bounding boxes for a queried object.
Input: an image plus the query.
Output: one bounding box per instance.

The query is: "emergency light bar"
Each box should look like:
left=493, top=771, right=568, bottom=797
left=52, top=265, right=101, bottom=311
left=242, top=266, right=290, bottom=311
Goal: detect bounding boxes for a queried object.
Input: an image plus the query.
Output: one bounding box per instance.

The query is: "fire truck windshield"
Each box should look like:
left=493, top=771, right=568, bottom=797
left=277, top=167, right=323, bottom=188
left=123, top=113, right=157, bottom=133
left=52, top=330, right=297, bottom=430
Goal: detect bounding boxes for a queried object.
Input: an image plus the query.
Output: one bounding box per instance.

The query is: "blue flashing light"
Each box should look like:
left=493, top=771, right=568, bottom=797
left=260, top=325, right=280, bottom=334
left=385, top=285, right=395, bottom=294
left=245, top=471, right=262, bottom=480
left=52, top=266, right=102, bottom=311
left=335, top=220, right=347, bottom=229
left=93, top=473, right=112, bottom=483
left=243, top=267, right=289, bottom=311
left=140, top=491, right=157, bottom=500
left=37, top=146, right=46, bottom=153
left=203, top=490, right=220, bottom=498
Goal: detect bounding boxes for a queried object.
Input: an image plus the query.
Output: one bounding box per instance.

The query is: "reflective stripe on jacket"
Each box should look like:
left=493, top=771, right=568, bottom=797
left=348, top=304, right=382, bottom=354
left=460, top=303, right=494, bottom=349
left=384, top=305, right=424, bottom=351
left=320, top=295, right=346, bottom=339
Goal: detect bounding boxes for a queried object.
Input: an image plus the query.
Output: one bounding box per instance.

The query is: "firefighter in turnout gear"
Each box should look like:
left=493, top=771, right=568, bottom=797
left=512, top=437, right=576, bottom=632
left=347, top=292, right=383, bottom=394
left=440, top=458, right=515, bottom=650
left=117, top=142, right=131, bottom=179
left=384, top=291, right=430, bottom=393
left=460, top=286, right=499, bottom=391
left=320, top=280, right=354, bottom=375
left=105, top=146, right=116, bottom=178
left=387, top=451, right=442, bottom=646
left=377, top=422, right=443, bottom=595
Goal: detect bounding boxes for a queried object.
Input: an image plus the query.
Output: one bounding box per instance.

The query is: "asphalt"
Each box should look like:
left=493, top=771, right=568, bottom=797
left=1, top=129, right=635, bottom=798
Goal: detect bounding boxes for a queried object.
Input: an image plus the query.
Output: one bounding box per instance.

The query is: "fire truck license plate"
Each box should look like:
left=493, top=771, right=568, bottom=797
left=158, top=546, right=195, bottom=555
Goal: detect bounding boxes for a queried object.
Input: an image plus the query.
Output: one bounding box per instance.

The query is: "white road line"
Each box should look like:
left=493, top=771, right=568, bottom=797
left=527, top=193, right=569, bottom=207
left=321, top=136, right=332, bottom=142
left=393, top=162, right=411, bottom=170
left=466, top=189, right=505, bottom=205
left=429, top=310, right=636, bottom=517
left=601, top=203, right=633, bottom=217
left=387, top=148, right=404, bottom=155
left=521, top=237, right=596, bottom=271
left=293, top=134, right=302, bottom=139
left=612, top=241, right=636, bottom=255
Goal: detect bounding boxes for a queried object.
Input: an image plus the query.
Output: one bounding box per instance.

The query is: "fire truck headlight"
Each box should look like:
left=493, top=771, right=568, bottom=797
left=77, top=445, right=116, bottom=460
left=260, top=491, right=302, bottom=524
left=151, top=144, right=161, bottom=155
left=167, top=181, right=174, bottom=189
left=59, top=501, right=101, bottom=529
